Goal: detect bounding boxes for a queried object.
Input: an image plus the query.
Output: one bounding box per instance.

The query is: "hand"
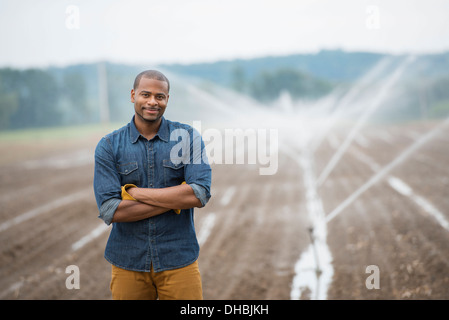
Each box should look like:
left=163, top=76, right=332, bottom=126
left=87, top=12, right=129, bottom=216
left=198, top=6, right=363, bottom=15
left=121, top=184, right=137, bottom=201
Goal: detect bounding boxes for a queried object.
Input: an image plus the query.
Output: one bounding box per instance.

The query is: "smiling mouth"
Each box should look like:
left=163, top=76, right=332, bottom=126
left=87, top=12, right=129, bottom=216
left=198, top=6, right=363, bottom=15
left=143, top=108, right=160, bottom=113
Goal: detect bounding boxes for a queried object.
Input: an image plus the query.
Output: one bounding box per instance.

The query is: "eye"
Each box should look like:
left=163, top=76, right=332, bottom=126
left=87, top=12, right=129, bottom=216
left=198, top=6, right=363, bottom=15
left=142, top=93, right=149, bottom=97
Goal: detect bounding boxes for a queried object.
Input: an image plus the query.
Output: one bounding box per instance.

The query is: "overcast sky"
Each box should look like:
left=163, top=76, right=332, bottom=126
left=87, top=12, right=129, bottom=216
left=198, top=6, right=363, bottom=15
left=1, top=0, right=449, bottom=68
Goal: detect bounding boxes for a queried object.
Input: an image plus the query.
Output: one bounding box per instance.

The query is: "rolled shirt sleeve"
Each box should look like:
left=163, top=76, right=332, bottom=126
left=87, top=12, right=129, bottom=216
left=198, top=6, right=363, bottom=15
left=189, top=183, right=211, bottom=208
left=99, top=198, right=121, bottom=225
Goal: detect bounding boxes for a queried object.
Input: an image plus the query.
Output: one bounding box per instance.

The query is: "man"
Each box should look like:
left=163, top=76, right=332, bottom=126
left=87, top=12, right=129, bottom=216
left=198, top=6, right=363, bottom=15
left=93, top=70, right=212, bottom=300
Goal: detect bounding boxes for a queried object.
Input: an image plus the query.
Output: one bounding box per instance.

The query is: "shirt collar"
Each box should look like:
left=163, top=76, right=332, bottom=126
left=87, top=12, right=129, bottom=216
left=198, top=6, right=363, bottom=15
left=130, top=116, right=169, bottom=143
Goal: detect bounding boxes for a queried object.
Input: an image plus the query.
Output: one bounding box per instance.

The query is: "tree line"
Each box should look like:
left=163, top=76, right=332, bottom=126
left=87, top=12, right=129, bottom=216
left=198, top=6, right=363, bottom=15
left=0, top=67, right=91, bottom=130
left=0, top=63, right=142, bottom=131
left=230, top=66, right=334, bottom=102
left=1, top=52, right=449, bottom=131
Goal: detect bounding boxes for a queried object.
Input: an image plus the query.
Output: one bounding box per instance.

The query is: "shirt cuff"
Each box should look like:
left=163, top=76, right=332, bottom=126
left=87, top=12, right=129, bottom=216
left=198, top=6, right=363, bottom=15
left=98, top=198, right=121, bottom=225
left=189, top=183, right=211, bottom=208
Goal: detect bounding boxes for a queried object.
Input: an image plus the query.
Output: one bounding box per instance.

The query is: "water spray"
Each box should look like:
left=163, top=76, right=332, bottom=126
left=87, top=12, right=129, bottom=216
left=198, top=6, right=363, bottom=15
left=315, top=55, right=416, bottom=188
left=325, top=115, right=449, bottom=223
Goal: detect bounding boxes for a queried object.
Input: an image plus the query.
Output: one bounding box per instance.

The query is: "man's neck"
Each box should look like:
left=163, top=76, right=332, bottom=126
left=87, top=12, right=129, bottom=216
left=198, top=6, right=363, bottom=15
left=134, top=116, right=162, bottom=141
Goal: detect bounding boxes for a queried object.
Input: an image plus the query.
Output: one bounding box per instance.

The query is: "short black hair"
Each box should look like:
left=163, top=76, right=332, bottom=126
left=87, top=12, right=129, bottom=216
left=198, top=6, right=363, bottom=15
left=133, top=70, right=170, bottom=92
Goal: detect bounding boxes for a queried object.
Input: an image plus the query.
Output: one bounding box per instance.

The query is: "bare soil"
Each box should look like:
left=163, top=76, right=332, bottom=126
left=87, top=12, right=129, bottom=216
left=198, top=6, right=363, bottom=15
left=1, top=121, right=448, bottom=300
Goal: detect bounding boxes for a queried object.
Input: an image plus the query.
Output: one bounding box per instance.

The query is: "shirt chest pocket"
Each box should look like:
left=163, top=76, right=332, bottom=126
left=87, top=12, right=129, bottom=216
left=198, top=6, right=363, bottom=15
left=117, top=161, right=141, bottom=186
left=162, top=159, right=185, bottom=187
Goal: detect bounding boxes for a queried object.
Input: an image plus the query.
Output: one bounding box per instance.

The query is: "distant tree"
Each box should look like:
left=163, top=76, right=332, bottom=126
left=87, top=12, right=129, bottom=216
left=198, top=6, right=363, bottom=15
left=231, top=65, right=246, bottom=93
left=0, top=72, right=19, bottom=130
left=250, top=68, right=333, bottom=102
left=8, top=69, right=62, bottom=129
left=61, top=72, right=89, bottom=124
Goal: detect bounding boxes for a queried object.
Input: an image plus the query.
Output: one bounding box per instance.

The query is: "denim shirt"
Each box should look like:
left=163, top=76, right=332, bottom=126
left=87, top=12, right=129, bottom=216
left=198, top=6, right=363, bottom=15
left=93, top=116, right=212, bottom=272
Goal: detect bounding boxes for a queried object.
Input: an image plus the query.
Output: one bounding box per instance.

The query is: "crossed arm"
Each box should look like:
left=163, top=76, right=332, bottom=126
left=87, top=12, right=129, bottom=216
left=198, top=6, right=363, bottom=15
left=112, top=184, right=202, bottom=223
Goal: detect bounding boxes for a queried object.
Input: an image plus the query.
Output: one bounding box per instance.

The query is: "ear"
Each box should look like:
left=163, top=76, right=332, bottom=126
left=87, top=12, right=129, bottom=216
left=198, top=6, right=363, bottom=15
left=130, top=89, right=135, bottom=103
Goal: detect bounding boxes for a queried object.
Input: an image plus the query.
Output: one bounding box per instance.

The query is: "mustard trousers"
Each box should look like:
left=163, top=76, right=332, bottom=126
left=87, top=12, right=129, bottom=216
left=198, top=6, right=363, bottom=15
left=110, top=261, right=203, bottom=300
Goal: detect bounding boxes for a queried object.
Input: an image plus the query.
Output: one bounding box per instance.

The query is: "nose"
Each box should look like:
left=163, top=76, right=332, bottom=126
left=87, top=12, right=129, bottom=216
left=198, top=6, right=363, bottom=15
left=147, top=96, right=158, bottom=106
